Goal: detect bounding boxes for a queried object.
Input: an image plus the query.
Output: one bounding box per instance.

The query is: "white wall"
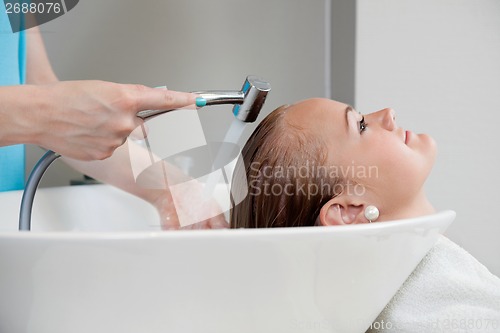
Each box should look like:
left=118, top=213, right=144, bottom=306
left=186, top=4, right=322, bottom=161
left=356, top=0, right=500, bottom=275
left=28, top=0, right=330, bottom=187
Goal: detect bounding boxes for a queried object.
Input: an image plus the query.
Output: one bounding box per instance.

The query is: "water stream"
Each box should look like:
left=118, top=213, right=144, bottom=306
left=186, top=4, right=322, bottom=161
left=202, top=118, right=247, bottom=199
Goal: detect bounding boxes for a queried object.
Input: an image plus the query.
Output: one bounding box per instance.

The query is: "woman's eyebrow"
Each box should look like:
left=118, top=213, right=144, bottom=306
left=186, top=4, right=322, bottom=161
left=345, top=105, right=354, bottom=132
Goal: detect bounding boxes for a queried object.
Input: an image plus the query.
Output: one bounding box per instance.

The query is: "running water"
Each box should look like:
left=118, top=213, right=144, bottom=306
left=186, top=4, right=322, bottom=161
left=202, top=118, right=248, bottom=199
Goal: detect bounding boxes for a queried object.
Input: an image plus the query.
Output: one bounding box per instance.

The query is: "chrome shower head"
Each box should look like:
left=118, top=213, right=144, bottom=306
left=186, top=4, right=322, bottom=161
left=194, top=76, right=271, bottom=123
left=233, top=76, right=272, bottom=123
left=137, top=76, right=271, bottom=122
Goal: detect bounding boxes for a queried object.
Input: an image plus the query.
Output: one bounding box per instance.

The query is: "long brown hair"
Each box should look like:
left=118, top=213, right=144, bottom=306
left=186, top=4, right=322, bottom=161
left=230, top=105, right=344, bottom=228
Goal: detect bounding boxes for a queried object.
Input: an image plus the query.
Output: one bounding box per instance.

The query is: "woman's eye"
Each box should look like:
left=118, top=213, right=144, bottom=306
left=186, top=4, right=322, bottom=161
left=359, top=116, right=367, bottom=134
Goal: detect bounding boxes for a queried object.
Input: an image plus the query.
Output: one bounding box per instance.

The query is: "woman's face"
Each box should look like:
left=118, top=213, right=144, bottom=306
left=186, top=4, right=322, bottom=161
left=284, top=98, right=436, bottom=218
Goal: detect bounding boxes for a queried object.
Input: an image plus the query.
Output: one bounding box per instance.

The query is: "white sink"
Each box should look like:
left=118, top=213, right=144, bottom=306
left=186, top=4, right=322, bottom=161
left=1, top=184, right=159, bottom=232
left=0, top=185, right=455, bottom=333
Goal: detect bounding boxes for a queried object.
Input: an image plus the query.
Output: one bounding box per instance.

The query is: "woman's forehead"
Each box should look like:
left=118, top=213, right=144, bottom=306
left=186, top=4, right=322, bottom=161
left=284, top=98, right=349, bottom=128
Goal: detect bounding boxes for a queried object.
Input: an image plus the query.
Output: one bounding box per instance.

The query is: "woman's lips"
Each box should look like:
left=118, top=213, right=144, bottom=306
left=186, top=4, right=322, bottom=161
left=405, top=130, right=411, bottom=144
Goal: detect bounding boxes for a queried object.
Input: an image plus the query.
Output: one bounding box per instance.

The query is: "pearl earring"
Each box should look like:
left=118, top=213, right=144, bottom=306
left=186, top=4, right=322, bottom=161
left=364, top=205, right=379, bottom=223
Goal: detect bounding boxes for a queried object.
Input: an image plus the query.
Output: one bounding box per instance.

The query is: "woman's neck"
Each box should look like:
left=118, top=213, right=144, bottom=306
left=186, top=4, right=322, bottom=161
left=381, top=189, right=435, bottom=222
left=396, top=190, right=435, bottom=220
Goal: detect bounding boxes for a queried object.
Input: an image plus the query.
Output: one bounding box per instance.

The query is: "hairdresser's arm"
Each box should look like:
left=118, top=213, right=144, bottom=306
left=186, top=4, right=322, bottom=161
left=62, top=141, right=228, bottom=229
left=0, top=26, right=196, bottom=161
left=0, top=81, right=196, bottom=160
left=25, top=25, right=58, bottom=84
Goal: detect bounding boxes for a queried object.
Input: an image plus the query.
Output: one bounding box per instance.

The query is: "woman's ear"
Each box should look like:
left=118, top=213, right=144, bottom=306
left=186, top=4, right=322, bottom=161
left=317, top=198, right=365, bottom=226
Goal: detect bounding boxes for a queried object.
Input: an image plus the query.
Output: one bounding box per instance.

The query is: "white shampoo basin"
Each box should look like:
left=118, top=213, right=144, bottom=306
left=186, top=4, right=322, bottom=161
left=0, top=185, right=455, bottom=333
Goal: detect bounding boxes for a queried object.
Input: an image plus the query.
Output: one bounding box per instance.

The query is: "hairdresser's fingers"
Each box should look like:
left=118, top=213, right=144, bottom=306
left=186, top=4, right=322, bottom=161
left=162, top=218, right=181, bottom=230
left=180, top=216, right=228, bottom=230
left=207, top=215, right=229, bottom=229
left=129, top=85, right=197, bottom=112
left=160, top=206, right=181, bottom=231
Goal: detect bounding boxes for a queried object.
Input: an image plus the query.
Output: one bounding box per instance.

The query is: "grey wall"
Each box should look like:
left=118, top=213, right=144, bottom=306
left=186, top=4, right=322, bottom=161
left=331, top=0, right=356, bottom=105
left=28, top=0, right=330, bottom=187
left=356, top=0, right=500, bottom=275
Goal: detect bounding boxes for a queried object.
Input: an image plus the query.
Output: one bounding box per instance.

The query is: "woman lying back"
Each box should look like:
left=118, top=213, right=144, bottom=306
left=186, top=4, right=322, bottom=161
left=231, top=98, right=436, bottom=228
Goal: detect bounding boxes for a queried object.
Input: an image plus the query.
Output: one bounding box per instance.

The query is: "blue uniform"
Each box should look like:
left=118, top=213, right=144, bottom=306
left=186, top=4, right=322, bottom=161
left=0, top=3, right=26, bottom=191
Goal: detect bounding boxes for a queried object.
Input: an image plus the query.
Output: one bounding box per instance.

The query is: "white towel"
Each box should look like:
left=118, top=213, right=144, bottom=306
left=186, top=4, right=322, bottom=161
left=367, top=236, right=500, bottom=333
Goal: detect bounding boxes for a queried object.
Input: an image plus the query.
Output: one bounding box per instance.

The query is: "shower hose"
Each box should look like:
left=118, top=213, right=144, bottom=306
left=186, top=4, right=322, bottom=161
left=19, top=150, right=61, bottom=231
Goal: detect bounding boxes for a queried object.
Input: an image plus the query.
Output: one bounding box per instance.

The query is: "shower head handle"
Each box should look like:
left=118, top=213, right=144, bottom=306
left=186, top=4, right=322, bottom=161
left=137, top=76, right=271, bottom=123
left=193, top=76, right=271, bottom=123
left=191, top=91, right=244, bottom=105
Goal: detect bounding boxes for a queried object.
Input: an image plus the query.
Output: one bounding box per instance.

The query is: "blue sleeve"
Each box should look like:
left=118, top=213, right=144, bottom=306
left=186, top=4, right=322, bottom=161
left=0, top=4, right=27, bottom=191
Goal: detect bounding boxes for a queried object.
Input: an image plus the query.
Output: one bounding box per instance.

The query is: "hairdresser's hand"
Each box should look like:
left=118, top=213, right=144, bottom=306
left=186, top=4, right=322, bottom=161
left=152, top=188, right=229, bottom=230
left=31, top=80, right=196, bottom=160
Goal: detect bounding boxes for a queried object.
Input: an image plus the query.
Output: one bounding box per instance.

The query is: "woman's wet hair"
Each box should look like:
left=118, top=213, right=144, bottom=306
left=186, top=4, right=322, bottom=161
left=230, top=105, right=345, bottom=228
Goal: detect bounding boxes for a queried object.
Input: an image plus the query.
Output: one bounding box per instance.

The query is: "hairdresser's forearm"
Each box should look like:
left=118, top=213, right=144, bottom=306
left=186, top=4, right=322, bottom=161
left=62, top=142, right=172, bottom=207
left=0, top=27, right=58, bottom=146
left=0, top=85, right=49, bottom=147
left=0, top=26, right=58, bottom=146
left=26, top=26, right=58, bottom=84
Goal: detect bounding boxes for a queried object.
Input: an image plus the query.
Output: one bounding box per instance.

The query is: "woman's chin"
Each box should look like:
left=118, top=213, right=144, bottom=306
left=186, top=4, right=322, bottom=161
left=421, top=133, right=438, bottom=174
left=426, top=134, right=438, bottom=159
left=411, top=133, right=437, bottom=174
left=417, top=133, right=437, bottom=157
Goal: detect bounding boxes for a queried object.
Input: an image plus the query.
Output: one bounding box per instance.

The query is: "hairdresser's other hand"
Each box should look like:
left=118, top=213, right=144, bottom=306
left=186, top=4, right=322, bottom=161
left=31, top=80, right=196, bottom=160
left=152, top=189, right=229, bottom=230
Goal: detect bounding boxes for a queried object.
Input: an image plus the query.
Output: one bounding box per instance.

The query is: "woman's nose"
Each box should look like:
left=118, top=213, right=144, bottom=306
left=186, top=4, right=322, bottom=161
left=370, top=108, right=396, bottom=131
